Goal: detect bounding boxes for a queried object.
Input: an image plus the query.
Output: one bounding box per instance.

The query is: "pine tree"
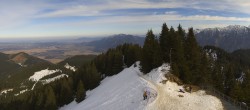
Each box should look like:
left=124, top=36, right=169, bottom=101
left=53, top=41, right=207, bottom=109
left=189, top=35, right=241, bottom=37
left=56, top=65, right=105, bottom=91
left=159, top=23, right=170, bottom=62
left=111, top=51, right=123, bottom=75
left=35, top=92, right=44, bottom=109
left=152, top=37, right=163, bottom=68
left=44, top=86, right=57, bottom=110
left=185, top=28, right=201, bottom=83
left=141, top=30, right=158, bottom=73
left=89, top=63, right=101, bottom=89
left=59, top=78, right=73, bottom=106
left=76, top=80, right=86, bottom=103
left=175, top=24, right=189, bottom=81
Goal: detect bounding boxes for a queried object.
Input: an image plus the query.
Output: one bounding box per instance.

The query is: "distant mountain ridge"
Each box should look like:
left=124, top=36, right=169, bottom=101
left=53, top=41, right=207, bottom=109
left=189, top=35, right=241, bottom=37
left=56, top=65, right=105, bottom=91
left=85, top=34, right=144, bottom=52
left=196, top=25, right=250, bottom=52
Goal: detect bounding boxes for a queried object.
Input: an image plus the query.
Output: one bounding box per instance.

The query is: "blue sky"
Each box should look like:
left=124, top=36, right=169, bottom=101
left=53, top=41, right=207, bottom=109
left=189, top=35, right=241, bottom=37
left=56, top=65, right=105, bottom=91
left=1, top=0, right=250, bottom=38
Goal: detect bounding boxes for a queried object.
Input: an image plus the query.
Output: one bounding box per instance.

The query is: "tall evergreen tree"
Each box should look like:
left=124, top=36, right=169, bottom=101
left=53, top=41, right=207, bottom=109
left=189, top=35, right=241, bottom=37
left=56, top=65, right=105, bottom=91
left=141, top=30, right=162, bottom=73
left=58, top=78, right=73, bottom=106
left=175, top=24, right=190, bottom=81
left=44, top=86, right=57, bottom=110
left=111, top=51, right=123, bottom=75
left=76, top=80, right=86, bottom=103
left=159, top=23, right=170, bottom=62
left=185, top=28, right=201, bottom=83
left=152, top=37, right=163, bottom=68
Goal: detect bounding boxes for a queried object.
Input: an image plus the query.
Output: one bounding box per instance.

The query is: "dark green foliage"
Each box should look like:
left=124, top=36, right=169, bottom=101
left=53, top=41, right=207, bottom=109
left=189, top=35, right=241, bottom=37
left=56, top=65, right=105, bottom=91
left=75, top=63, right=100, bottom=90
left=141, top=30, right=163, bottom=73
left=184, top=28, right=202, bottom=84
left=57, top=55, right=96, bottom=68
left=76, top=80, right=86, bottom=103
left=231, top=49, right=250, bottom=66
left=159, top=23, right=170, bottom=62
left=94, top=43, right=142, bottom=77
left=57, top=78, right=74, bottom=106
left=44, top=86, right=57, bottom=110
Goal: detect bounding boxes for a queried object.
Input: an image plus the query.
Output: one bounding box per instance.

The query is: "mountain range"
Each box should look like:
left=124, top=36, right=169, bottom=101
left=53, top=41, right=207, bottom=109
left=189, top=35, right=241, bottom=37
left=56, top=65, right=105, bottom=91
left=196, top=25, right=250, bottom=52
left=81, top=25, right=250, bottom=52
left=83, top=34, right=144, bottom=52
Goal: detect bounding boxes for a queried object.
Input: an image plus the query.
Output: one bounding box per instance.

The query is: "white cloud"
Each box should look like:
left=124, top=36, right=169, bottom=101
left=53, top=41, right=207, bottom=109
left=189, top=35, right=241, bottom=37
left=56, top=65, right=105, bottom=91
left=0, top=0, right=49, bottom=29
left=1, top=0, right=250, bottom=37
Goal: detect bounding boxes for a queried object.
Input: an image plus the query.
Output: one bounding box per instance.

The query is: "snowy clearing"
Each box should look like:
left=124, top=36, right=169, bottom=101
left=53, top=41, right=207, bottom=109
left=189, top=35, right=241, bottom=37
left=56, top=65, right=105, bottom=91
left=64, top=63, right=77, bottom=72
left=29, top=68, right=62, bottom=81
left=60, top=62, right=224, bottom=110
left=14, top=89, right=28, bottom=96
left=41, top=74, right=68, bottom=84
left=0, top=89, right=13, bottom=95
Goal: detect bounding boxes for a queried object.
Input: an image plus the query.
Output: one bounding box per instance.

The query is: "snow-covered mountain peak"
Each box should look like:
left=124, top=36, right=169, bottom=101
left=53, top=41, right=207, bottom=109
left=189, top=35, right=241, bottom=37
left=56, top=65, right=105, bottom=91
left=198, top=25, right=249, bottom=33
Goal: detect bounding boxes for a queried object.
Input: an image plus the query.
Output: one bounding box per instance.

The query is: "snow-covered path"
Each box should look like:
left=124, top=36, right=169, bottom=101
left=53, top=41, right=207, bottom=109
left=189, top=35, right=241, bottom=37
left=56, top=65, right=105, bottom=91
left=60, top=63, right=224, bottom=110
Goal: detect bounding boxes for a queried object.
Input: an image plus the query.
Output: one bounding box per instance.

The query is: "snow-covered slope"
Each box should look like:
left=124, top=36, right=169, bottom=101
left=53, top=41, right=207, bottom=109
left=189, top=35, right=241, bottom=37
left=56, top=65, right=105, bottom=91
left=61, top=62, right=223, bottom=110
left=61, top=62, right=149, bottom=110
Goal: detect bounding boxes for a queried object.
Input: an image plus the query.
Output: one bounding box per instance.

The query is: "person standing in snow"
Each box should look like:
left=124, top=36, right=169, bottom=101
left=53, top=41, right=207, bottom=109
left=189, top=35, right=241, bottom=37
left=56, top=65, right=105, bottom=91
left=143, top=91, right=147, bottom=100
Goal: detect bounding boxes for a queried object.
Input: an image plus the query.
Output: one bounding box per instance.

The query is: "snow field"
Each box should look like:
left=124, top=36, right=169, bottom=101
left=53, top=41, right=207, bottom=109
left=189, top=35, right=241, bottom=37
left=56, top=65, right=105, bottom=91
left=29, top=68, right=62, bottom=81
left=61, top=63, right=149, bottom=110
left=60, top=62, right=224, bottom=110
left=41, top=74, right=68, bottom=84
left=64, top=63, right=77, bottom=72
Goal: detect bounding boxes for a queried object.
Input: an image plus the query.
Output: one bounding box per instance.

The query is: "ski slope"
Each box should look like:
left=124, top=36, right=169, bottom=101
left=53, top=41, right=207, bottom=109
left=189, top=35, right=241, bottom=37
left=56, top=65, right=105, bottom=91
left=60, top=62, right=224, bottom=110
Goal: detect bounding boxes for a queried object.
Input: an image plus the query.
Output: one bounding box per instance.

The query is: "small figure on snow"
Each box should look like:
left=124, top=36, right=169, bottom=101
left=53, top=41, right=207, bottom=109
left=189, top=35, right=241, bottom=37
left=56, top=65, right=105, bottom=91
left=143, top=91, right=147, bottom=100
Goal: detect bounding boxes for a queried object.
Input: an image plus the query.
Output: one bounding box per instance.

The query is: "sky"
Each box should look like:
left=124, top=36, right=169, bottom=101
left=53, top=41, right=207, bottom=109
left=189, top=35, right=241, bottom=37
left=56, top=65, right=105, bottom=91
left=1, top=0, right=250, bottom=38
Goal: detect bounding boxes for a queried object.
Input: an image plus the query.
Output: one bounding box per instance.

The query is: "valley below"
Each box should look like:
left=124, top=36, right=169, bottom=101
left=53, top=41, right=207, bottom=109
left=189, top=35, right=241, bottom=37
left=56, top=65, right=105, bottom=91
left=0, top=43, right=99, bottom=63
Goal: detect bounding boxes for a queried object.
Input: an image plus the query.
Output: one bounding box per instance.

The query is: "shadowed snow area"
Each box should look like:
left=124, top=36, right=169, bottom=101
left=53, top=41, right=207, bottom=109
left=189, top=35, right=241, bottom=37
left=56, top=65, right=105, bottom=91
left=60, top=62, right=224, bottom=110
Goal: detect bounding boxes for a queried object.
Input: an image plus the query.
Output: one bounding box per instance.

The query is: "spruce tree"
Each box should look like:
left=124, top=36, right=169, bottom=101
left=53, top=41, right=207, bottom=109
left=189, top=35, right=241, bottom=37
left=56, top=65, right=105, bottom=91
left=44, top=86, right=57, bottom=110
left=111, top=51, right=123, bottom=75
left=59, top=78, right=73, bottom=106
left=185, top=28, right=201, bottom=83
left=175, top=24, right=189, bottom=81
left=76, top=80, right=86, bottom=103
left=159, top=23, right=170, bottom=62
left=35, top=92, right=44, bottom=109
left=152, top=38, right=163, bottom=68
left=141, top=30, right=157, bottom=73
left=89, top=63, right=101, bottom=89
